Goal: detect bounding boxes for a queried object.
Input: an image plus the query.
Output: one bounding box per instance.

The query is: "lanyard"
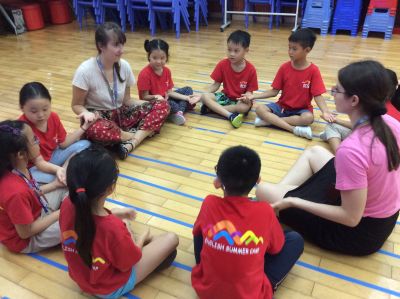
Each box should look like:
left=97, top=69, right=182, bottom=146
left=96, top=57, right=119, bottom=108
left=353, top=115, right=369, bottom=129
left=12, top=168, right=49, bottom=214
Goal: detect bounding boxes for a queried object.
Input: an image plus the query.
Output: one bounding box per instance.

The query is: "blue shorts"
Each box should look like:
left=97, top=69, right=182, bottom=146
left=266, top=102, right=311, bottom=117
left=96, top=267, right=137, bottom=299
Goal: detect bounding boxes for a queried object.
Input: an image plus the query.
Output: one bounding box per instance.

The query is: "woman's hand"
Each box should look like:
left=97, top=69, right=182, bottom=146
left=78, top=111, right=97, bottom=124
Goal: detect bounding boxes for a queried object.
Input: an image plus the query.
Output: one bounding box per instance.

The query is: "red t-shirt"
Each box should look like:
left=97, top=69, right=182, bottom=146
left=191, top=195, right=284, bottom=299
left=211, top=58, right=259, bottom=100
left=19, top=112, right=67, bottom=162
left=386, top=101, right=400, bottom=121
left=59, top=197, right=142, bottom=295
left=0, top=171, right=42, bottom=252
left=137, top=65, right=174, bottom=99
left=272, top=61, right=326, bottom=112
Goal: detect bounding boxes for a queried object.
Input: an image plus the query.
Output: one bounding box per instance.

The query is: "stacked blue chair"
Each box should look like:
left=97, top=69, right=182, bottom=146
left=275, top=0, right=307, bottom=27
left=244, top=0, right=275, bottom=29
left=72, top=0, right=99, bottom=28
left=301, top=0, right=334, bottom=35
left=148, top=0, right=190, bottom=38
left=193, top=0, right=208, bottom=31
left=126, top=0, right=150, bottom=31
left=97, top=0, right=127, bottom=31
left=362, top=0, right=398, bottom=39
left=331, top=0, right=362, bottom=36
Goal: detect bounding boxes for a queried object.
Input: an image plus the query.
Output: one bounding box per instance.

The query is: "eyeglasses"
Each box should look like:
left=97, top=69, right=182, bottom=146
left=330, top=87, right=347, bottom=96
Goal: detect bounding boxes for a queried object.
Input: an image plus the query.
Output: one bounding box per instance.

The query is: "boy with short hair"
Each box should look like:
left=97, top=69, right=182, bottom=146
left=191, top=145, right=304, bottom=299
left=200, top=30, right=259, bottom=128
left=248, top=28, right=335, bottom=139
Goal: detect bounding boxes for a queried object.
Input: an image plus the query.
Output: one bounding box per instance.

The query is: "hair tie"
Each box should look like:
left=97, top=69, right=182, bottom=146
left=76, top=188, right=86, bottom=193
left=0, top=125, right=21, bottom=136
left=373, top=107, right=387, bottom=117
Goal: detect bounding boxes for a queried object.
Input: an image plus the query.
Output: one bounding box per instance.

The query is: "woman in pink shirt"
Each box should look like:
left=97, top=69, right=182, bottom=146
left=257, top=60, right=400, bottom=256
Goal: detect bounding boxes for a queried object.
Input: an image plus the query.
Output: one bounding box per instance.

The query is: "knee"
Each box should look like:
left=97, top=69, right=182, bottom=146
left=201, top=93, right=212, bottom=104
left=285, top=231, right=304, bottom=256
left=305, top=145, right=326, bottom=157
left=166, top=232, right=179, bottom=248
left=301, top=112, right=314, bottom=125
left=255, top=105, right=267, bottom=115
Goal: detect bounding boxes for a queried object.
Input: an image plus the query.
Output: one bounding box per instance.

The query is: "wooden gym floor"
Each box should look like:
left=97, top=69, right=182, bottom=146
left=0, top=19, right=400, bottom=299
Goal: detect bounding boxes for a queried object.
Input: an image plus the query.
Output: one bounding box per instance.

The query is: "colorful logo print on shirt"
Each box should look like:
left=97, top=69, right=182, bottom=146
left=203, top=220, right=263, bottom=246
left=302, top=80, right=311, bottom=88
left=240, top=81, right=248, bottom=89
left=62, top=230, right=78, bottom=246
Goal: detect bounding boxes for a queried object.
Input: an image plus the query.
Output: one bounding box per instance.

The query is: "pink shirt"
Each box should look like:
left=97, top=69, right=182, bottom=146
left=335, top=115, right=400, bottom=218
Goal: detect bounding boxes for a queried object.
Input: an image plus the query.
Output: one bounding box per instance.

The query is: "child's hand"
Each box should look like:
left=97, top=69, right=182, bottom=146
left=52, top=177, right=65, bottom=189
left=135, top=228, right=152, bottom=248
left=237, top=94, right=254, bottom=104
left=321, top=112, right=336, bottom=123
left=56, top=167, right=66, bottom=185
left=153, top=95, right=166, bottom=101
left=271, top=197, right=295, bottom=213
left=188, top=95, right=201, bottom=105
left=112, top=208, right=137, bottom=220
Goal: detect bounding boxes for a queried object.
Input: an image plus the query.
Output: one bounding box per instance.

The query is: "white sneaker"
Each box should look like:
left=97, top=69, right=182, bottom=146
left=254, top=117, right=271, bottom=127
left=293, top=126, right=313, bottom=140
left=168, top=111, right=186, bottom=125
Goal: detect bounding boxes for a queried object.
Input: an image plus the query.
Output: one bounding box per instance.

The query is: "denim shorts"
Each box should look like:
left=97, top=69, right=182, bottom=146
left=267, top=102, right=311, bottom=117
left=96, top=267, right=136, bottom=299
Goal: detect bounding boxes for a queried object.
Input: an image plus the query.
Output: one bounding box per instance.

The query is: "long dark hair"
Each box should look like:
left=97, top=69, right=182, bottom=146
left=338, top=60, right=400, bottom=171
left=386, top=68, right=400, bottom=110
left=0, top=120, right=28, bottom=178
left=19, top=82, right=51, bottom=108
left=144, top=39, right=169, bottom=62
left=66, top=145, right=119, bottom=267
left=95, top=22, right=126, bottom=83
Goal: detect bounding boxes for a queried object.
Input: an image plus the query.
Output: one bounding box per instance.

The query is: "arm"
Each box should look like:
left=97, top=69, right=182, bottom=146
left=40, top=179, right=64, bottom=194
left=139, top=90, right=165, bottom=101
left=274, top=188, right=367, bottom=227
left=206, top=81, right=221, bottom=93
left=32, top=155, right=66, bottom=184
left=15, top=210, right=60, bottom=239
left=72, top=86, right=97, bottom=123
left=59, top=127, right=86, bottom=148
left=314, top=95, right=335, bottom=122
left=122, top=87, right=136, bottom=107
left=245, top=89, right=280, bottom=100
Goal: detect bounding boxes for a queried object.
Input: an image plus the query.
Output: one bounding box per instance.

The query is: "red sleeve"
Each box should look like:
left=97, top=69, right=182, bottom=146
left=271, top=64, right=285, bottom=91
left=137, top=67, right=151, bottom=93
left=310, top=66, right=326, bottom=96
left=193, top=196, right=212, bottom=236
left=265, top=207, right=284, bottom=254
left=167, top=67, right=174, bottom=89
left=53, top=113, right=67, bottom=144
left=110, top=224, right=142, bottom=272
left=246, top=65, right=259, bottom=92
left=6, top=191, right=36, bottom=225
left=210, top=60, right=224, bottom=83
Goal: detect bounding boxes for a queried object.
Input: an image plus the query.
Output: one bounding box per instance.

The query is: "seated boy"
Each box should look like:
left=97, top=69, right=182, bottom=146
left=191, top=145, right=304, bottom=299
left=200, top=30, right=259, bottom=128
left=247, top=28, right=335, bottom=139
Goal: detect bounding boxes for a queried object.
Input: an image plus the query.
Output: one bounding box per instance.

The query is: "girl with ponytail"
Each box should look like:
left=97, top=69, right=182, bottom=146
left=60, top=146, right=178, bottom=298
left=256, top=60, right=400, bottom=256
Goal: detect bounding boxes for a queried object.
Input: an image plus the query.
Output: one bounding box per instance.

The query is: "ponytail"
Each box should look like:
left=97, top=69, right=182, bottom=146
left=339, top=60, right=400, bottom=171
left=67, top=145, right=119, bottom=268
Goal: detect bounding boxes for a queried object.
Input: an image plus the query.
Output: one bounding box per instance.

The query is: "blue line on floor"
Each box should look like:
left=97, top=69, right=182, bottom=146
left=192, top=127, right=227, bottom=135
left=263, top=141, right=304, bottom=151
left=378, top=249, right=400, bottom=259
left=296, top=260, right=400, bottom=297
left=118, top=173, right=203, bottom=202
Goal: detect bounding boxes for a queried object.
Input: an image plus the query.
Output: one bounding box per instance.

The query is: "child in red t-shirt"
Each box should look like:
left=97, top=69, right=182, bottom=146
left=19, top=82, right=91, bottom=184
left=137, top=39, right=201, bottom=126
left=319, top=68, right=400, bottom=153
left=192, top=146, right=304, bottom=299
left=200, top=30, right=259, bottom=128
left=249, top=28, right=334, bottom=139
left=60, top=146, right=179, bottom=299
left=0, top=120, right=67, bottom=253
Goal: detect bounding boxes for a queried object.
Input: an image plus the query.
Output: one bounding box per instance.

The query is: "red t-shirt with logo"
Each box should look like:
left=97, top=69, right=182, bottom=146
left=0, top=171, right=42, bottom=252
left=19, top=112, right=67, bottom=162
left=386, top=101, right=400, bottom=121
left=272, top=61, right=326, bottom=112
left=191, top=195, right=284, bottom=299
left=137, top=64, right=174, bottom=99
left=211, top=58, right=259, bottom=100
left=59, top=197, right=142, bottom=295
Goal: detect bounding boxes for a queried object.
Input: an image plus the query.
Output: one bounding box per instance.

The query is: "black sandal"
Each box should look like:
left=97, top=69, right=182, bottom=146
left=117, top=140, right=135, bottom=160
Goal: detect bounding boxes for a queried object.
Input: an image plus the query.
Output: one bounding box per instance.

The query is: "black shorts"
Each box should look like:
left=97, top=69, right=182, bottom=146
left=280, top=158, right=398, bottom=256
